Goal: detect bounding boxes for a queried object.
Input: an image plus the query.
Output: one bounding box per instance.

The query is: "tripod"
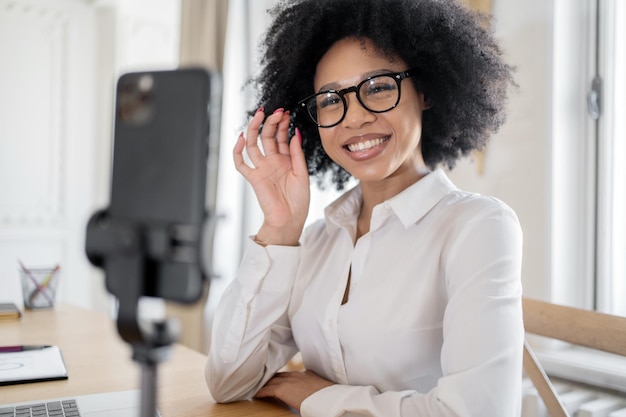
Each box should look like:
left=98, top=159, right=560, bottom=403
left=85, top=210, right=208, bottom=417
left=84, top=68, right=219, bottom=417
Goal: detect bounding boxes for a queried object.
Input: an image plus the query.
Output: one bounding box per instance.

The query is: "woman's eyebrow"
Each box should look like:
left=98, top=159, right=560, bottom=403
left=317, top=68, right=399, bottom=93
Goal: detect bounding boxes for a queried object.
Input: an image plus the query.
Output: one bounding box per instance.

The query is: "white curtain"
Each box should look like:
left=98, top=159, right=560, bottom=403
left=205, top=0, right=275, bottom=343
left=174, top=0, right=279, bottom=352
left=179, top=0, right=229, bottom=71
left=169, top=0, right=235, bottom=353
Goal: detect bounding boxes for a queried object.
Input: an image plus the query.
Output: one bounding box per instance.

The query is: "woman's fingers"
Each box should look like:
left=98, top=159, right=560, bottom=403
left=233, top=132, right=252, bottom=177
left=254, top=371, right=334, bottom=412
left=240, top=107, right=293, bottom=169
left=275, top=111, right=291, bottom=155
left=259, top=108, right=290, bottom=156
left=290, top=127, right=308, bottom=177
left=242, top=108, right=266, bottom=164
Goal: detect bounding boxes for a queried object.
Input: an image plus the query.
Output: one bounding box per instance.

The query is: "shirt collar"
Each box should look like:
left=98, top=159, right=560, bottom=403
left=324, top=184, right=362, bottom=237
left=324, top=169, right=457, bottom=233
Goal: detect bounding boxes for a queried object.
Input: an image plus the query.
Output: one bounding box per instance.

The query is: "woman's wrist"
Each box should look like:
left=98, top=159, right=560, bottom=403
left=255, top=225, right=301, bottom=247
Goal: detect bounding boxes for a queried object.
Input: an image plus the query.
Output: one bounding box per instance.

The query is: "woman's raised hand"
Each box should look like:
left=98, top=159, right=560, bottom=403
left=233, top=108, right=310, bottom=246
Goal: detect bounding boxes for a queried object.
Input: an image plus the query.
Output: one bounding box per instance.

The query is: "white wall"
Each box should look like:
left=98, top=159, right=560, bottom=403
left=448, top=0, right=595, bottom=307
left=0, top=0, right=181, bottom=314
left=449, top=0, right=554, bottom=299
left=0, top=0, right=100, bottom=310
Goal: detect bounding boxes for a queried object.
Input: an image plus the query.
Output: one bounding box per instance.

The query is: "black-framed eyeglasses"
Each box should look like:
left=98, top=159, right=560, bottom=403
left=298, top=68, right=418, bottom=128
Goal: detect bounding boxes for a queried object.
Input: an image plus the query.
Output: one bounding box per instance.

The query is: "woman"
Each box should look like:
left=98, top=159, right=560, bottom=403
left=206, top=0, right=524, bottom=416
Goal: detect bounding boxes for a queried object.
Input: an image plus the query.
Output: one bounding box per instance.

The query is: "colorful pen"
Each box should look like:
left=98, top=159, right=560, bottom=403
left=0, top=345, right=51, bottom=353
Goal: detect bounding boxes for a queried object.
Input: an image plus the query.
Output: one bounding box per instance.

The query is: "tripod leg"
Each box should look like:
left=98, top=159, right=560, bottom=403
left=140, top=359, right=158, bottom=417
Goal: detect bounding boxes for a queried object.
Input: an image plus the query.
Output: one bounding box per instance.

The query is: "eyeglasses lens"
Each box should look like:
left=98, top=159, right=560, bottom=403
left=307, top=75, right=400, bottom=127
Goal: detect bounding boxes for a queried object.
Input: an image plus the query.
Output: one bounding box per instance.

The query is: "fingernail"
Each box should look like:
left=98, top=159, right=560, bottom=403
left=256, top=107, right=264, bottom=113
left=273, top=108, right=284, bottom=114
left=295, top=127, right=303, bottom=145
left=237, top=131, right=244, bottom=141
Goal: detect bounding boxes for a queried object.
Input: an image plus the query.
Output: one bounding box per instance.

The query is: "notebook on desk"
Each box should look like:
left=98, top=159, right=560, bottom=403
left=0, top=390, right=161, bottom=417
left=0, top=345, right=68, bottom=386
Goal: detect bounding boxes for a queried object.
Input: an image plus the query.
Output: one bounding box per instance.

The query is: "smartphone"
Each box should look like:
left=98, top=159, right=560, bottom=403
left=106, top=68, right=221, bottom=304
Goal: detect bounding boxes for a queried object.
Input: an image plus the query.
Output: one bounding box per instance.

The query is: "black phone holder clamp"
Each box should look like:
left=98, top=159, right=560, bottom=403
left=85, top=209, right=207, bottom=417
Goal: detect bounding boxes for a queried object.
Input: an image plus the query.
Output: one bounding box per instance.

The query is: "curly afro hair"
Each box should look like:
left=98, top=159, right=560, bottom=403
left=249, top=0, right=515, bottom=190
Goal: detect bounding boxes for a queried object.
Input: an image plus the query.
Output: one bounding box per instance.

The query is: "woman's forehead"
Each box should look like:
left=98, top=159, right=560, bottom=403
left=314, top=37, right=406, bottom=89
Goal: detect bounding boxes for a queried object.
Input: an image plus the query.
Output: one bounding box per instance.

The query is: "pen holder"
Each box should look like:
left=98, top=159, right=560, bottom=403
left=19, top=265, right=60, bottom=309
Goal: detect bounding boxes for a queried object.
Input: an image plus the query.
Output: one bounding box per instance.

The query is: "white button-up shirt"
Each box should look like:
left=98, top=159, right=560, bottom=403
left=206, top=169, right=524, bottom=417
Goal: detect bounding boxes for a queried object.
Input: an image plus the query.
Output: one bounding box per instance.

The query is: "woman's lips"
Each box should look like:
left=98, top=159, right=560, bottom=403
left=343, top=135, right=390, bottom=161
left=345, top=136, right=390, bottom=152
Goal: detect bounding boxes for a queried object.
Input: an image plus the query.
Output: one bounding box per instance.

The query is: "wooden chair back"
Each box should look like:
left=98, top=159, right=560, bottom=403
left=522, top=298, right=626, bottom=417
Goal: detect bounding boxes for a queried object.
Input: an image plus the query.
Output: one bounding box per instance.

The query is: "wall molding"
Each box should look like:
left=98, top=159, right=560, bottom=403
left=0, top=2, right=69, bottom=226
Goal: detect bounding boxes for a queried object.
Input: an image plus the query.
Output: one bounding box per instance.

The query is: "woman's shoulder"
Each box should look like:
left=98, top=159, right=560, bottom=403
left=438, top=188, right=520, bottom=225
left=445, top=188, right=514, bottom=209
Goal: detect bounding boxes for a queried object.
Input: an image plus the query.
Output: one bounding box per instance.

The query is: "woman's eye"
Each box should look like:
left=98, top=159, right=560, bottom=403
left=364, top=82, right=396, bottom=96
left=318, top=94, right=341, bottom=109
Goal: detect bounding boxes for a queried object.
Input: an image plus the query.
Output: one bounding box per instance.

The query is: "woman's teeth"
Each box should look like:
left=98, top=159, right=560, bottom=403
left=346, top=137, right=388, bottom=152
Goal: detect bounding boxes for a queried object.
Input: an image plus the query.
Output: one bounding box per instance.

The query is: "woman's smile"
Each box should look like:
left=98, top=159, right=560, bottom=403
left=343, top=134, right=390, bottom=161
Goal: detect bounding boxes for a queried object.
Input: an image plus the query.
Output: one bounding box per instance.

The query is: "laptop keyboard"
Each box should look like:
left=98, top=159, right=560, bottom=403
left=0, top=400, right=80, bottom=417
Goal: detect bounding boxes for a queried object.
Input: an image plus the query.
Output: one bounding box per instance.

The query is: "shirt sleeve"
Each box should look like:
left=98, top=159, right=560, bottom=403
left=205, top=237, right=300, bottom=403
left=301, top=201, right=524, bottom=417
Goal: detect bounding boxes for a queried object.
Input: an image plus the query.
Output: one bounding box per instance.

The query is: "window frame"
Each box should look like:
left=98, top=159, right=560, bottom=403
left=595, top=0, right=626, bottom=316
left=539, top=0, right=626, bottom=393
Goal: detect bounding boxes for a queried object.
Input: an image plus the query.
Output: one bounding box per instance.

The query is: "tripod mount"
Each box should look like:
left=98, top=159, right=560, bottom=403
left=85, top=209, right=210, bottom=417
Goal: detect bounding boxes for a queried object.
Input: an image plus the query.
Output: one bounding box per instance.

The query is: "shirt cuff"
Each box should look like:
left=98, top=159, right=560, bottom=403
left=236, top=236, right=300, bottom=293
left=300, top=385, right=380, bottom=417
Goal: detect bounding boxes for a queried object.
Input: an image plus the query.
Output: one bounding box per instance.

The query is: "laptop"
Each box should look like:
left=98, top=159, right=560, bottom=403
left=0, top=390, right=161, bottom=417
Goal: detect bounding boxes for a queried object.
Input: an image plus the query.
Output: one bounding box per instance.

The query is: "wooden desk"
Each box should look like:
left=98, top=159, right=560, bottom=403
left=0, top=304, right=296, bottom=416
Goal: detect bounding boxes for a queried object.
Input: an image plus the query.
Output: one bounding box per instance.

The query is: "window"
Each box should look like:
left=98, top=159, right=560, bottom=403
left=542, top=0, right=626, bottom=393
left=595, top=0, right=626, bottom=317
left=552, top=0, right=625, bottom=317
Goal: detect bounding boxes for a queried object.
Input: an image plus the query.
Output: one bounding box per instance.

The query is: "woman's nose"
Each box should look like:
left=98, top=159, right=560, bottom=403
left=341, top=93, right=376, bottom=128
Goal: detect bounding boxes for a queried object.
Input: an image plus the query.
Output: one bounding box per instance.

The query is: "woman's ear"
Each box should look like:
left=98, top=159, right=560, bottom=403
left=420, top=93, right=432, bottom=110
